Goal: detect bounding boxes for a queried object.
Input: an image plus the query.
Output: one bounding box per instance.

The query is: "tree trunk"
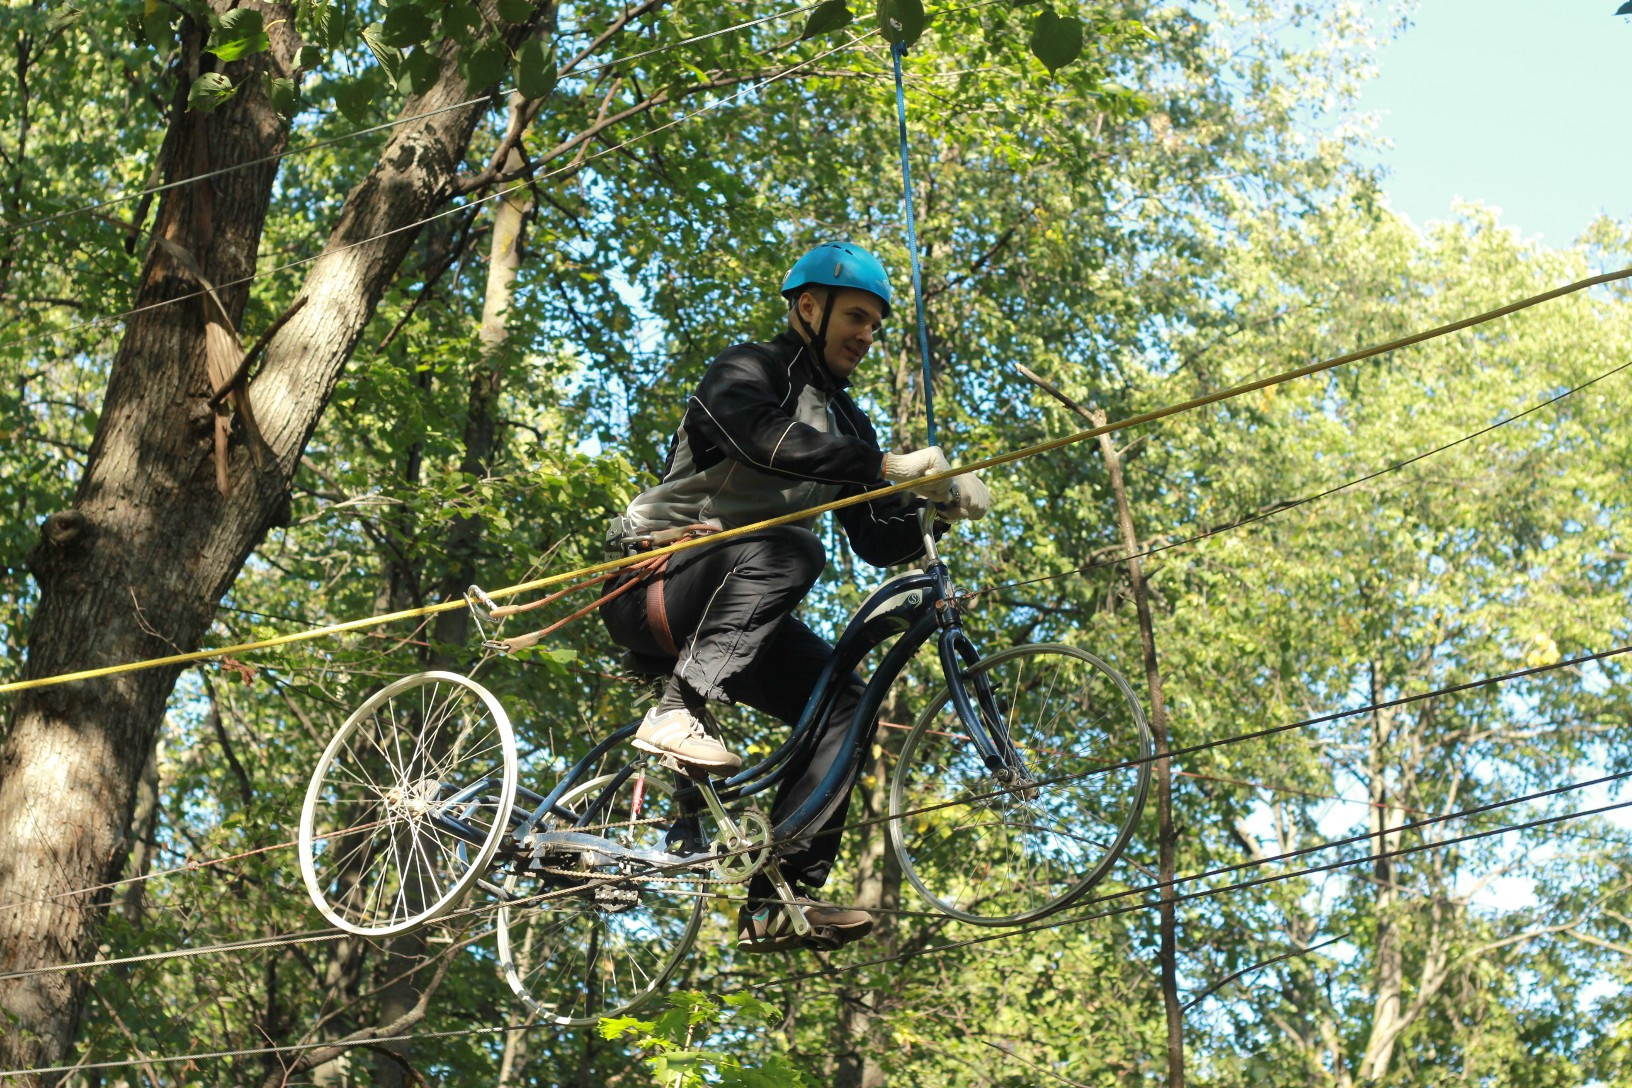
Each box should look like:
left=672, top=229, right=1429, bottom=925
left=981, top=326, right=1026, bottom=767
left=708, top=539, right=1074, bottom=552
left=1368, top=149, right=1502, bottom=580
left=377, top=106, right=532, bottom=1088
left=0, top=3, right=541, bottom=1074
left=832, top=694, right=902, bottom=1088
left=1091, top=411, right=1183, bottom=1088
left=1357, top=672, right=1405, bottom=1083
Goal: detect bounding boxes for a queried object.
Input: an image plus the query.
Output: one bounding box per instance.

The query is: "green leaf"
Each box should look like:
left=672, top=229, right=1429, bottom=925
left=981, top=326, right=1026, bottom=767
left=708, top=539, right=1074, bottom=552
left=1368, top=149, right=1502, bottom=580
left=264, top=74, right=299, bottom=117
left=1029, top=7, right=1084, bottom=74
left=305, top=2, right=347, bottom=52
left=801, top=0, right=853, bottom=39
left=379, top=3, right=434, bottom=48
left=333, top=75, right=378, bottom=123
left=515, top=38, right=556, bottom=99
left=207, top=8, right=269, bottom=62
left=297, top=44, right=325, bottom=71
left=360, top=23, right=404, bottom=82
left=463, top=40, right=506, bottom=92
left=722, top=993, right=780, bottom=1022
left=442, top=2, right=482, bottom=41
left=598, top=1015, right=654, bottom=1040
left=497, top=0, right=535, bottom=23
left=140, top=1, right=172, bottom=49
left=876, top=0, right=927, bottom=46
left=186, top=71, right=237, bottom=112
left=401, top=48, right=441, bottom=95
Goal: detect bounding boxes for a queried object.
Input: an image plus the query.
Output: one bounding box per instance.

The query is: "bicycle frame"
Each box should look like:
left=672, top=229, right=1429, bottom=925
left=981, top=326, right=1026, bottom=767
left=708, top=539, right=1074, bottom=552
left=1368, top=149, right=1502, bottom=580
left=499, top=536, right=1029, bottom=875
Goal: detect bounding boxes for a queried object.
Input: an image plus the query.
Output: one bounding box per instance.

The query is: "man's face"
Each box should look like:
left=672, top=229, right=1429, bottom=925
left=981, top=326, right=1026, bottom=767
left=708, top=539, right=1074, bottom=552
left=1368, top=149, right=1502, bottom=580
left=795, top=288, right=885, bottom=380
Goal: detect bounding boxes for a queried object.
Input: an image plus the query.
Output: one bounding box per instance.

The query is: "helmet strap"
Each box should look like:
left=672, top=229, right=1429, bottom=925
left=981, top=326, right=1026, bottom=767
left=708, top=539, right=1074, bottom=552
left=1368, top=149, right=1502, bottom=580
left=795, top=289, right=839, bottom=369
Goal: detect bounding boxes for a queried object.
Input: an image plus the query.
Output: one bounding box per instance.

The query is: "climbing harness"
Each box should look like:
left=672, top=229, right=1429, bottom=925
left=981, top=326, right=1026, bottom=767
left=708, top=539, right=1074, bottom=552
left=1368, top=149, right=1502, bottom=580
left=470, top=523, right=719, bottom=656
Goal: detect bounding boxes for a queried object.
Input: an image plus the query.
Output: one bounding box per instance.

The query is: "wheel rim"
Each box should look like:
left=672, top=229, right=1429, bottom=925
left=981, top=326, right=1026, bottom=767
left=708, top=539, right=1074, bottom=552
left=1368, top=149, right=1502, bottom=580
left=889, top=644, right=1151, bottom=925
left=497, top=768, right=704, bottom=1026
left=299, top=671, right=518, bottom=937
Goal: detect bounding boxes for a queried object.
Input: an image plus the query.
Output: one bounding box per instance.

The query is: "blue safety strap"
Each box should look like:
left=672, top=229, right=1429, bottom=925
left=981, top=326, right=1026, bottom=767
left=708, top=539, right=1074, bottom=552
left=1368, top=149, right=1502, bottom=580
left=892, top=42, right=936, bottom=447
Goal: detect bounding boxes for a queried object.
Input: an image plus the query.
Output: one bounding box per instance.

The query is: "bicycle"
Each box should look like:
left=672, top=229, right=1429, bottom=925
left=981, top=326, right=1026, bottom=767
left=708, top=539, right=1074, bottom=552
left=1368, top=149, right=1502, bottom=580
left=297, top=507, right=1152, bottom=1026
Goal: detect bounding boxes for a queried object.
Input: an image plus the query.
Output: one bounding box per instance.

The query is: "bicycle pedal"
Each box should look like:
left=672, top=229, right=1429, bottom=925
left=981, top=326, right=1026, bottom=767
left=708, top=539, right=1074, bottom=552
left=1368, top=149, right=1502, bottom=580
left=802, top=925, right=844, bottom=952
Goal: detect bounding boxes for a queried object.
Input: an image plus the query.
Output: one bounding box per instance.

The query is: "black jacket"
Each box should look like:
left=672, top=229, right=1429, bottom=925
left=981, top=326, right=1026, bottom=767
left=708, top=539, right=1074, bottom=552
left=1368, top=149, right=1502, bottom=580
left=625, top=329, right=929, bottom=567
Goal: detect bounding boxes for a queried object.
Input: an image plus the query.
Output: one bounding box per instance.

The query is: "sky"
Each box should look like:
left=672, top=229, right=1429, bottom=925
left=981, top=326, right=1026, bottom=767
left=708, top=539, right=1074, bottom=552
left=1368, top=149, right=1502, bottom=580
left=1354, top=0, right=1631, bottom=248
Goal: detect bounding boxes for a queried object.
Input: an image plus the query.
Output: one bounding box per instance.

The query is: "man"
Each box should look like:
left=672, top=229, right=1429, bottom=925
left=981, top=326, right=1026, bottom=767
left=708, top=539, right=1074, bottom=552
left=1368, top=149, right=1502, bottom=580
left=600, top=241, right=990, bottom=951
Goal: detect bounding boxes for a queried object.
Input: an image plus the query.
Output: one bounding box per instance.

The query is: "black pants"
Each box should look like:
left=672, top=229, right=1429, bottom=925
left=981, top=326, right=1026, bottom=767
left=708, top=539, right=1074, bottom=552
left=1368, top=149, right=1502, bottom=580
left=600, top=526, right=872, bottom=889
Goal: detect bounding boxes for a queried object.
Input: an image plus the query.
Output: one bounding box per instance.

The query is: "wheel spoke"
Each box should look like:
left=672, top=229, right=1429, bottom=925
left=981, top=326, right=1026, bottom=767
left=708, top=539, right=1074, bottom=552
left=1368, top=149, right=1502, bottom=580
left=300, top=672, right=517, bottom=938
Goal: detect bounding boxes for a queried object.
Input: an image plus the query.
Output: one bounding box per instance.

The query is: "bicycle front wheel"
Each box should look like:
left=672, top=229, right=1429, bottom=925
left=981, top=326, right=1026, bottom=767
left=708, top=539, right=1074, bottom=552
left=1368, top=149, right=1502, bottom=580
left=497, top=767, right=704, bottom=1026
left=888, top=643, right=1151, bottom=926
left=299, top=671, right=518, bottom=937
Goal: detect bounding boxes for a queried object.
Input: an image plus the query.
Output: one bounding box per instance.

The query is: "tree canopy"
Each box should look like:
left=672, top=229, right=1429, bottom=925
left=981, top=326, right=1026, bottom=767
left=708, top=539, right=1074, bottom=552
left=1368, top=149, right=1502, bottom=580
left=1, top=2, right=1629, bottom=1086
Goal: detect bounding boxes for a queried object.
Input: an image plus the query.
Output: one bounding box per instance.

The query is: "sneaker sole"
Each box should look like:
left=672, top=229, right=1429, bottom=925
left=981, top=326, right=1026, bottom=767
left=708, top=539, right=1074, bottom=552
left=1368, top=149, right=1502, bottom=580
left=631, top=737, right=742, bottom=773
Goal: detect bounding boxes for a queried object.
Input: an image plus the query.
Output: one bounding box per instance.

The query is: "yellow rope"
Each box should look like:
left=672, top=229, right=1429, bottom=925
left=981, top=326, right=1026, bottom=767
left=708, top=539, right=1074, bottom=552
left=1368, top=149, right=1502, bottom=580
left=2, top=265, right=1625, bottom=696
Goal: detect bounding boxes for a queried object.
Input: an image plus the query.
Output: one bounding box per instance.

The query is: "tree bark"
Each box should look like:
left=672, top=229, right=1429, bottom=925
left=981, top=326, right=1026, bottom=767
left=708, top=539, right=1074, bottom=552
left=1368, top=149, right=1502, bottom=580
left=1090, top=410, right=1183, bottom=1088
left=0, top=2, right=543, bottom=1075
left=832, top=693, right=902, bottom=1088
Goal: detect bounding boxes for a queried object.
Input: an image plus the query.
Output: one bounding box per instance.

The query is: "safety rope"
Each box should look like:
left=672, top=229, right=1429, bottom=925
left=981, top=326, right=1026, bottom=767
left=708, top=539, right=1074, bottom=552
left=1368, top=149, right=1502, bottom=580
left=3, top=263, right=1626, bottom=697
left=892, top=41, right=938, bottom=446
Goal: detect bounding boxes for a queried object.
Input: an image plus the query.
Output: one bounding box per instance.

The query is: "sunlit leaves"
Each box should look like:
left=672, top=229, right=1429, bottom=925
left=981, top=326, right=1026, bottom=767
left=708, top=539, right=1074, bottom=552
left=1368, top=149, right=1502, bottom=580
left=206, top=7, right=269, bottom=62
left=359, top=22, right=404, bottom=83
left=301, top=1, right=348, bottom=52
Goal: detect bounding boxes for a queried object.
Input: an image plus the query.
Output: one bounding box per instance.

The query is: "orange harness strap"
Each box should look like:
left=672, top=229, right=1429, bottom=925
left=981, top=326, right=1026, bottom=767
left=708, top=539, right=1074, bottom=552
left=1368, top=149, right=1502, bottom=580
left=489, top=525, right=716, bottom=656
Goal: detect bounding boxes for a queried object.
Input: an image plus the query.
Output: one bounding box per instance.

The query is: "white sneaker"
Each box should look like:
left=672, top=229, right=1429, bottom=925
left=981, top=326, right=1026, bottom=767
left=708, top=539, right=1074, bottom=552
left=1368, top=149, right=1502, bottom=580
left=631, top=708, right=743, bottom=773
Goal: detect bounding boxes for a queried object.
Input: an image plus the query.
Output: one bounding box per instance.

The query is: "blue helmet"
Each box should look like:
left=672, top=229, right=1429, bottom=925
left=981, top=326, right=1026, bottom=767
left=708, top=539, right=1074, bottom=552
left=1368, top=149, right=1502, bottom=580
left=781, top=242, right=893, bottom=318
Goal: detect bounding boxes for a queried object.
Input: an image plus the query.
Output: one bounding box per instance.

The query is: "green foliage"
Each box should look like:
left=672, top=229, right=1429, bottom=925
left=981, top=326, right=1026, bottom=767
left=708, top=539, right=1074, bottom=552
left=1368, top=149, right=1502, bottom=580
left=1028, top=6, right=1084, bottom=74
left=876, top=0, right=927, bottom=46
left=800, top=1, right=855, bottom=40
left=5, top=0, right=1631, bottom=1084
left=205, top=7, right=268, bottom=62
left=602, top=992, right=810, bottom=1087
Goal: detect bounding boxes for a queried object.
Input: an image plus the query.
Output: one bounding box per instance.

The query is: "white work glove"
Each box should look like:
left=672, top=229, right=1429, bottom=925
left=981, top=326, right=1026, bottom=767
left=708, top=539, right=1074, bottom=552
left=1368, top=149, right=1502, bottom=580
left=937, top=473, right=991, bottom=522
left=882, top=445, right=954, bottom=502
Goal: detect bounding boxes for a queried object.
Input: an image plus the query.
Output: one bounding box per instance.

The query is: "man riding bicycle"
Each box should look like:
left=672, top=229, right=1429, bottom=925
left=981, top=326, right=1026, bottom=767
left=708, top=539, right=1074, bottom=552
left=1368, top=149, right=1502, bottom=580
left=600, top=241, right=990, bottom=952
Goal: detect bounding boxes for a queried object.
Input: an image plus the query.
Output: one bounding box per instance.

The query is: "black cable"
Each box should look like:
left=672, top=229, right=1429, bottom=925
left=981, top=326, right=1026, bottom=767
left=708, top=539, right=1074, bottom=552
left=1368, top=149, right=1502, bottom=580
left=11, top=788, right=1623, bottom=1080
left=972, top=353, right=1632, bottom=600
left=0, top=4, right=822, bottom=238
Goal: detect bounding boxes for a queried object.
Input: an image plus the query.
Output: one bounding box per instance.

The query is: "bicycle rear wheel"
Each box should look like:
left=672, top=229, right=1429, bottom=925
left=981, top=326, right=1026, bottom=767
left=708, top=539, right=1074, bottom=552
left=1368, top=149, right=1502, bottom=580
left=497, top=767, right=704, bottom=1025
left=888, top=643, right=1150, bottom=925
left=298, top=671, right=518, bottom=937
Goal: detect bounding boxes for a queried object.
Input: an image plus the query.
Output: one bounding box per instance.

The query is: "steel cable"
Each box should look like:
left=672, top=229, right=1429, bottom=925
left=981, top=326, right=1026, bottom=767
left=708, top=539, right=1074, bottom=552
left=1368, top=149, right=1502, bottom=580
left=4, top=262, right=1625, bottom=697
left=6, top=787, right=1624, bottom=1079
left=4, top=633, right=1625, bottom=983
left=0, top=3, right=824, bottom=238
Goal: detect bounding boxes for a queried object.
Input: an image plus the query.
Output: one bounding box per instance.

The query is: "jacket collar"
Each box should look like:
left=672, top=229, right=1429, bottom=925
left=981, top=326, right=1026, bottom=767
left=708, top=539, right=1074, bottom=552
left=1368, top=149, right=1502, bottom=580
left=771, top=327, right=847, bottom=391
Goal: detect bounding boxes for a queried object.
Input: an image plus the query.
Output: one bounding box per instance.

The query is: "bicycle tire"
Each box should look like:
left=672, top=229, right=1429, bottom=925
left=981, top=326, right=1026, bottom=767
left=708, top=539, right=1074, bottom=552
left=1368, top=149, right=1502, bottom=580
left=497, top=768, right=704, bottom=1026
left=888, top=643, right=1151, bottom=926
left=298, top=670, right=518, bottom=937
